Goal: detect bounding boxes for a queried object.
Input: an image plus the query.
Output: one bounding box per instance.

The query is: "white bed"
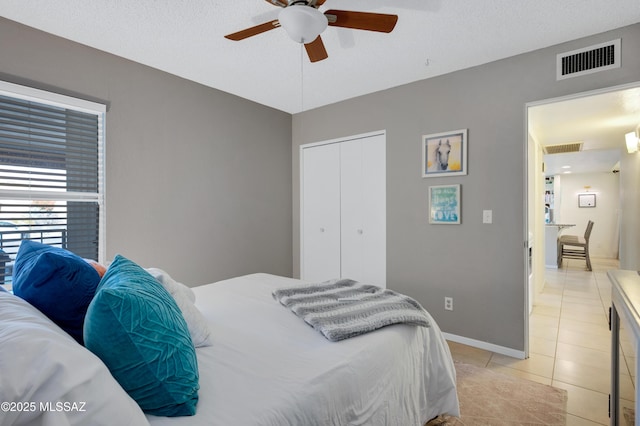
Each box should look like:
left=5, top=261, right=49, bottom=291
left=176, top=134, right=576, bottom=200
left=0, top=272, right=458, bottom=426
left=147, top=273, right=459, bottom=426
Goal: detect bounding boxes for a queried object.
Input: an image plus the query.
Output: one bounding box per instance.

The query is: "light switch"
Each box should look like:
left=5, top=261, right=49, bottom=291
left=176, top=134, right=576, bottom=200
left=482, top=210, right=492, bottom=224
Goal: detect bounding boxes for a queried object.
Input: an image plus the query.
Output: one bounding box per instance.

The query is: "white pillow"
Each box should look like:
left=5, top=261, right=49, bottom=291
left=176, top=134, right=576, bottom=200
left=145, top=268, right=212, bottom=347
left=0, top=291, right=149, bottom=426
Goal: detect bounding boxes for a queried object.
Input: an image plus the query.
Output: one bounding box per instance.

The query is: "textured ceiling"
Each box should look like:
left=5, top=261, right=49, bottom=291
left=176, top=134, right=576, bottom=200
left=1, top=0, right=640, bottom=113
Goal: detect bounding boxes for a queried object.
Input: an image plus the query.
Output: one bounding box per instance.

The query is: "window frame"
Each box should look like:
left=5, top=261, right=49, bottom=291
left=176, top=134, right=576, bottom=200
left=0, top=80, right=106, bottom=263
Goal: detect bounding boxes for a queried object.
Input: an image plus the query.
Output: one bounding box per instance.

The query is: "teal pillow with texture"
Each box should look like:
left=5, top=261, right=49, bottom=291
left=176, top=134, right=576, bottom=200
left=12, top=240, right=101, bottom=344
left=83, top=255, right=199, bottom=417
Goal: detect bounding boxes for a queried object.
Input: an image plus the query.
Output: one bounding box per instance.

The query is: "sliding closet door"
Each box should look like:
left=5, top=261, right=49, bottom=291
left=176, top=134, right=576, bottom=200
left=340, top=135, right=386, bottom=288
left=301, top=143, right=341, bottom=283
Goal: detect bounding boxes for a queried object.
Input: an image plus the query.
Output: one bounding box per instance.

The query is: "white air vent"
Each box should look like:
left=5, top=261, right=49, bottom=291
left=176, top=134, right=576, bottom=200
left=557, top=39, right=620, bottom=80
left=544, top=142, right=583, bottom=154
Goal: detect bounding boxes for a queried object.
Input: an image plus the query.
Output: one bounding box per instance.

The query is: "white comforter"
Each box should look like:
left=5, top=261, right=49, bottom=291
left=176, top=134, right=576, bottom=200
left=147, top=273, right=459, bottom=426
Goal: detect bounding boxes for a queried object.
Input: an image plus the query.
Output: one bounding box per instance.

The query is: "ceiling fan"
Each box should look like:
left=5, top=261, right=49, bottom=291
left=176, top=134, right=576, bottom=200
left=225, top=0, right=398, bottom=63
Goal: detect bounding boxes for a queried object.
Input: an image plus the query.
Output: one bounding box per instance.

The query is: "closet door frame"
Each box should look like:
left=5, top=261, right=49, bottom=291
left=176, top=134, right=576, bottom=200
left=299, top=130, right=386, bottom=286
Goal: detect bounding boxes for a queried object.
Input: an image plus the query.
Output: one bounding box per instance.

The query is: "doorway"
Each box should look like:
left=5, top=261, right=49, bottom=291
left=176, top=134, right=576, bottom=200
left=525, top=82, right=640, bottom=356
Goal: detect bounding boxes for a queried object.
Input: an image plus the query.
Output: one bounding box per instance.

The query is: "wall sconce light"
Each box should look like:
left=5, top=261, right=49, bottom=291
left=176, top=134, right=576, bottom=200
left=626, top=130, right=639, bottom=154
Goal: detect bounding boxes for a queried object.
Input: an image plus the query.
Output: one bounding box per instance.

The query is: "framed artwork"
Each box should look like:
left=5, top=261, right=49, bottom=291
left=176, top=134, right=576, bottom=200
left=429, top=184, right=461, bottom=224
left=422, top=129, right=468, bottom=178
left=578, top=193, right=596, bottom=208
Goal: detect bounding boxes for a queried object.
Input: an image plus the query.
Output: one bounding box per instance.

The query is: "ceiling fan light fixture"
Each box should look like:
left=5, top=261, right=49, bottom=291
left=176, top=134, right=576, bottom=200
left=278, top=5, right=327, bottom=43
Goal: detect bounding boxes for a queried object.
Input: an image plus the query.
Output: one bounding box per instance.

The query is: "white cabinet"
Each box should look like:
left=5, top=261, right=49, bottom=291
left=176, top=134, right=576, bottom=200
left=301, top=132, right=386, bottom=287
left=609, top=270, right=639, bottom=425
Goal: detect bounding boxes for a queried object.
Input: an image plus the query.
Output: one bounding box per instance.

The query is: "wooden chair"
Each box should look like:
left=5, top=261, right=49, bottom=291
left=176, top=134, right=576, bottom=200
left=558, top=220, right=594, bottom=271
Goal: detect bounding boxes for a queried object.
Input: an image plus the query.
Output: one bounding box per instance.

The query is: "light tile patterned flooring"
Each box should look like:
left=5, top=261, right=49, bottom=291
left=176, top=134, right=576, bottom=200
left=447, top=257, right=627, bottom=425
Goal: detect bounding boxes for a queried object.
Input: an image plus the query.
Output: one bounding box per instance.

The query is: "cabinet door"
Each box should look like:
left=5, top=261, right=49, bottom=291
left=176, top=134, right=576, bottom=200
left=301, top=143, right=341, bottom=282
left=340, top=135, right=386, bottom=287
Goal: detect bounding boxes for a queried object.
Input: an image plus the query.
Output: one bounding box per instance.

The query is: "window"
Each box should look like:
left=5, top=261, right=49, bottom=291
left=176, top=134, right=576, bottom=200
left=0, top=81, right=105, bottom=286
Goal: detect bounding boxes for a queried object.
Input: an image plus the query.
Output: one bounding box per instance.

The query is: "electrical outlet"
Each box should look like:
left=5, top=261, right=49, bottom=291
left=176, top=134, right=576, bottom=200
left=444, top=297, right=453, bottom=311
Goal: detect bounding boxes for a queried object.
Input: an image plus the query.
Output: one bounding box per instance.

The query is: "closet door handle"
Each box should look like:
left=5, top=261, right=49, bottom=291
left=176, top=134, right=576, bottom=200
left=357, top=229, right=363, bottom=235
left=320, top=227, right=325, bottom=233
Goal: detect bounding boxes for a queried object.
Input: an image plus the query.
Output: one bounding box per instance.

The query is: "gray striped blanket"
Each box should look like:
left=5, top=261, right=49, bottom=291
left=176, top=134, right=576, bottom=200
left=272, top=279, right=430, bottom=342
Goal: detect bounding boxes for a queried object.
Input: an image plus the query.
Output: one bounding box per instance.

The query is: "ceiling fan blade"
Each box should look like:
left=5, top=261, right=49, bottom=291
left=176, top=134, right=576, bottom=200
left=315, top=0, right=327, bottom=5
left=304, top=36, right=328, bottom=63
left=224, top=19, right=280, bottom=41
left=264, top=0, right=288, bottom=7
left=324, top=10, right=398, bottom=33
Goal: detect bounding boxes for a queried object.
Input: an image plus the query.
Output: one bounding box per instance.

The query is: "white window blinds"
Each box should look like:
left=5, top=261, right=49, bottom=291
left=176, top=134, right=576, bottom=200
left=0, top=81, right=105, bottom=286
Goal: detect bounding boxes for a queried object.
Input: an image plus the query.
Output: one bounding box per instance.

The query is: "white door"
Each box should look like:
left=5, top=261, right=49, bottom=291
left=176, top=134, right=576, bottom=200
left=301, top=142, right=341, bottom=283
left=339, top=139, right=364, bottom=283
left=340, top=135, right=386, bottom=287
left=301, top=131, right=386, bottom=287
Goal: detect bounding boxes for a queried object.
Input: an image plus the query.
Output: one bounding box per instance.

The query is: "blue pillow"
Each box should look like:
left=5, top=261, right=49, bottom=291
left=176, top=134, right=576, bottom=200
left=12, top=240, right=101, bottom=344
left=83, top=255, right=199, bottom=417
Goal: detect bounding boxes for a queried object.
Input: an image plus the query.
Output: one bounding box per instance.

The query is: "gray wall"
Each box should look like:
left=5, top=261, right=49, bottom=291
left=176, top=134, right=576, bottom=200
left=292, top=24, right=640, bottom=352
left=0, top=17, right=293, bottom=286
left=3, top=15, right=638, bottom=352
left=620, top=152, right=640, bottom=270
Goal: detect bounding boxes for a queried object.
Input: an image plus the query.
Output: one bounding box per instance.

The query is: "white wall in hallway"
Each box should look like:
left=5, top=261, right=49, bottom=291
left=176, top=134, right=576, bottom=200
left=557, top=171, right=620, bottom=259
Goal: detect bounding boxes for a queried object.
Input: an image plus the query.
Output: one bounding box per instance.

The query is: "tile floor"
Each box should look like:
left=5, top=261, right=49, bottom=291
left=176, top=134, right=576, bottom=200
left=447, top=257, right=631, bottom=425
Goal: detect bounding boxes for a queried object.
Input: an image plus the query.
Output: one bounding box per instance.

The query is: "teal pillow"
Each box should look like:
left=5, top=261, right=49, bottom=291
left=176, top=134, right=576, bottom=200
left=83, top=255, right=199, bottom=417
left=12, top=240, right=101, bottom=344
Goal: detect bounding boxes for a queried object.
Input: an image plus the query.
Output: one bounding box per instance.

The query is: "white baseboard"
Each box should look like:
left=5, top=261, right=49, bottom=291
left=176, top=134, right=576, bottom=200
left=442, top=332, right=526, bottom=360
